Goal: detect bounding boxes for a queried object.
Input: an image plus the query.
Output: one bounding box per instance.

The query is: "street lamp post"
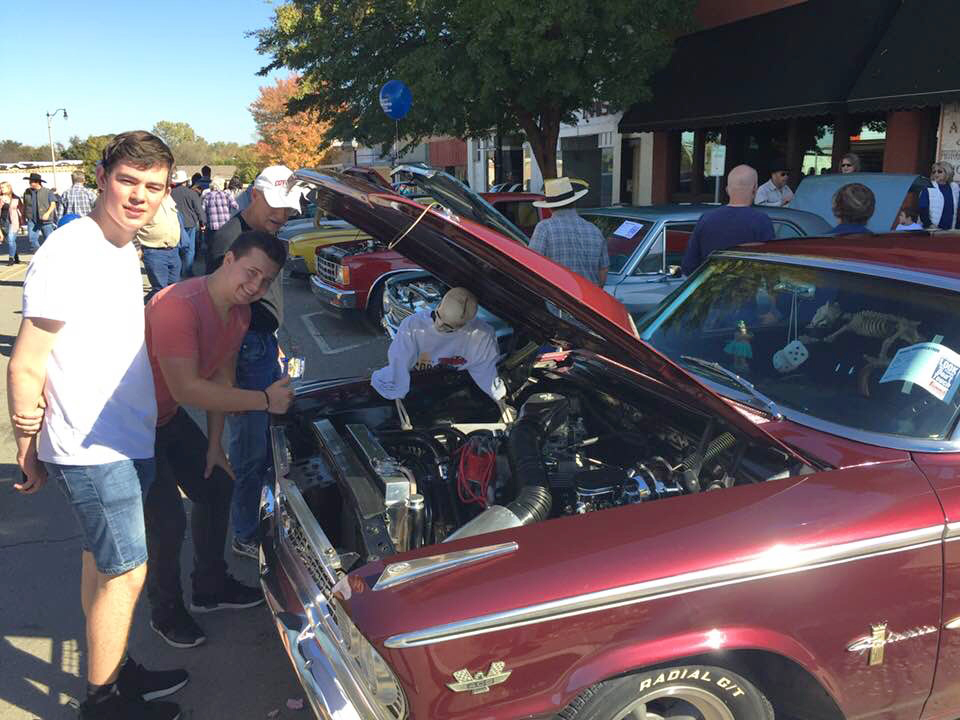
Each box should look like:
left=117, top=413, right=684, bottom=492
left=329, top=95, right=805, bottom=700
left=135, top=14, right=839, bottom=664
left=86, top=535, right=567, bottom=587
left=46, top=108, right=68, bottom=191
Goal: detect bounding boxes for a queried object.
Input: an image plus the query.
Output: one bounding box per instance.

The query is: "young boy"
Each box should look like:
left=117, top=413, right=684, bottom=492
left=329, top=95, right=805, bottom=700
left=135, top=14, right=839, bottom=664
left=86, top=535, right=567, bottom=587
left=9, top=131, right=186, bottom=720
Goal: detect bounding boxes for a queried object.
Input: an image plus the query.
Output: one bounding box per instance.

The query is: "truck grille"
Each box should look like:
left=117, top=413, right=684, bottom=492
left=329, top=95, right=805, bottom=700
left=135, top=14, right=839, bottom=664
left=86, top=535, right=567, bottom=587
left=315, top=256, right=341, bottom=286
left=386, top=298, right=414, bottom=328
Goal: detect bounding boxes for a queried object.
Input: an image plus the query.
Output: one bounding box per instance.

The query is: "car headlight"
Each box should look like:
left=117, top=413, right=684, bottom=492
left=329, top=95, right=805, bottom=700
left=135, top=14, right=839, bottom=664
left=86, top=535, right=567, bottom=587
left=331, top=600, right=407, bottom=718
left=335, top=265, right=351, bottom=286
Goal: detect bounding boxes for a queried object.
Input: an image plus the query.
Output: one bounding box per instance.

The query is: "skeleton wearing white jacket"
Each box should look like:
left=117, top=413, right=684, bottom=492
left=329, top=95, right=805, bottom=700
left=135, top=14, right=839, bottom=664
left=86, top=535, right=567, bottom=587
left=371, top=288, right=508, bottom=409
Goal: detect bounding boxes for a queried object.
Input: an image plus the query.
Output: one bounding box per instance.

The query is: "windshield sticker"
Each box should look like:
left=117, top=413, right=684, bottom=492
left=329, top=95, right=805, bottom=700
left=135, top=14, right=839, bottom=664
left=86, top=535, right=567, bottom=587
left=879, top=342, right=960, bottom=403
left=613, top=220, right=645, bottom=239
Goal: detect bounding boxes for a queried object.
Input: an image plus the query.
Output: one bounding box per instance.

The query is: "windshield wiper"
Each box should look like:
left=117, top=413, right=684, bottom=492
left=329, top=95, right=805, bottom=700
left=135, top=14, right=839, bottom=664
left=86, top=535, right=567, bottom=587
left=680, top=355, right=783, bottom=421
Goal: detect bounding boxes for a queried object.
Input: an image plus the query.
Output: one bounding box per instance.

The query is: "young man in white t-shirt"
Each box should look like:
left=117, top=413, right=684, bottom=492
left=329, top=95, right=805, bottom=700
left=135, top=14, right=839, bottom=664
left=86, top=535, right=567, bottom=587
left=8, top=131, right=186, bottom=720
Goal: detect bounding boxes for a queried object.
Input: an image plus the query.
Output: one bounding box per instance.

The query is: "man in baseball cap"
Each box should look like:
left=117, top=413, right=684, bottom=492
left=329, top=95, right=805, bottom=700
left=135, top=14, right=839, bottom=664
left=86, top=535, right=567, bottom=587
left=206, top=165, right=305, bottom=561
left=169, top=169, right=204, bottom=277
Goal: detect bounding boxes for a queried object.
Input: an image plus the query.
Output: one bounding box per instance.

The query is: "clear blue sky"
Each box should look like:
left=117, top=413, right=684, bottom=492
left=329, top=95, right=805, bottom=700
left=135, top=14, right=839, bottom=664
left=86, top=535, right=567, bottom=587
left=8, top=1, right=285, bottom=147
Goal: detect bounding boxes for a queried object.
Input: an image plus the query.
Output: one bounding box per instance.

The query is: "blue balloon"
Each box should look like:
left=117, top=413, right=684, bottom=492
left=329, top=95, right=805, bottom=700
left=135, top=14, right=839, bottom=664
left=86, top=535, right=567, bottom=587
left=379, top=80, right=412, bottom=120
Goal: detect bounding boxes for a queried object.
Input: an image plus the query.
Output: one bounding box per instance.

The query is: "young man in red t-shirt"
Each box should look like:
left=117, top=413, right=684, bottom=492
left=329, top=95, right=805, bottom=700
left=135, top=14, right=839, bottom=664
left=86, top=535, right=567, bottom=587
left=143, top=230, right=294, bottom=649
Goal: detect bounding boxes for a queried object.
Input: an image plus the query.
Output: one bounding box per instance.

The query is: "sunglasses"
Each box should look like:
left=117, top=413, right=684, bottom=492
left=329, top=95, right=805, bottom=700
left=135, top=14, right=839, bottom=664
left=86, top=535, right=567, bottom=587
left=840, top=163, right=853, bottom=168
left=431, top=310, right=460, bottom=333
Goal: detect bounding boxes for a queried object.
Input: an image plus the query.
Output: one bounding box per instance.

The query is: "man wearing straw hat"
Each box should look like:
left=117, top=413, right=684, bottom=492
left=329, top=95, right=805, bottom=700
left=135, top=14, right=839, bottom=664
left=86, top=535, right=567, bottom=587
left=530, top=177, right=608, bottom=287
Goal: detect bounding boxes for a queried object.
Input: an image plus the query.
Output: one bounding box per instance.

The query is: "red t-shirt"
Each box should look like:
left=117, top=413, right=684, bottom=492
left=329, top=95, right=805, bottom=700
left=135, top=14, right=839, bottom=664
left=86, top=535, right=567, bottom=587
left=146, top=277, right=251, bottom=426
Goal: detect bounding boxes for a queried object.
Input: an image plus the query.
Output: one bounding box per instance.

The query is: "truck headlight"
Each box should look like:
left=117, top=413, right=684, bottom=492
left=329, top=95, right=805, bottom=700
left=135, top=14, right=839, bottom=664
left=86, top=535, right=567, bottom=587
left=332, top=600, right=407, bottom=718
left=336, top=265, right=351, bottom=286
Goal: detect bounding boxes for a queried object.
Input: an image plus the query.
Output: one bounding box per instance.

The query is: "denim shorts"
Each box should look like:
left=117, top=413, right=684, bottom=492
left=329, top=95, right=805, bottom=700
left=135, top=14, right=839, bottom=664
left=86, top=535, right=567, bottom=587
left=46, top=458, right=156, bottom=575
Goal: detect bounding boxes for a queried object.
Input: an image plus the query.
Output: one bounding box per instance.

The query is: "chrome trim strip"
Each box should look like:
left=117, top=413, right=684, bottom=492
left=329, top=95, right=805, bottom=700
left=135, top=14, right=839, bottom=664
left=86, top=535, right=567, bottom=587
left=945, top=616, right=960, bottom=630
left=291, top=376, right=368, bottom=397
left=373, top=542, right=518, bottom=591
left=944, top=522, right=960, bottom=541
left=385, top=525, right=943, bottom=649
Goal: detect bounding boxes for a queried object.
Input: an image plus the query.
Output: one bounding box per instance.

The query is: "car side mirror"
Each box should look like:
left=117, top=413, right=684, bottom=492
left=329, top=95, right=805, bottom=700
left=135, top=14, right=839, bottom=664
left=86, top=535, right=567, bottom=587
left=667, top=265, right=681, bottom=277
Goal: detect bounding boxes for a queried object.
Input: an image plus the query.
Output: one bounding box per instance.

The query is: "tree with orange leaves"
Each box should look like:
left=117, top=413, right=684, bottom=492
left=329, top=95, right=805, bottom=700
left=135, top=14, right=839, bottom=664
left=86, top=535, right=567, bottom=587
left=250, top=74, right=344, bottom=169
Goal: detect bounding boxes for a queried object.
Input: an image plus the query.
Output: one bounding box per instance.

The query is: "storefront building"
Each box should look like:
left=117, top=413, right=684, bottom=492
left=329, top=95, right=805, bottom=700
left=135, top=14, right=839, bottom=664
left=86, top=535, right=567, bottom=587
left=619, top=0, right=958, bottom=203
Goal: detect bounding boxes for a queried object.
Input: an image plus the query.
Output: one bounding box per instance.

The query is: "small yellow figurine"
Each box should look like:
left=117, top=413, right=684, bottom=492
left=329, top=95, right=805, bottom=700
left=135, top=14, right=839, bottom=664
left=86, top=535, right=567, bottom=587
left=724, top=321, right=753, bottom=371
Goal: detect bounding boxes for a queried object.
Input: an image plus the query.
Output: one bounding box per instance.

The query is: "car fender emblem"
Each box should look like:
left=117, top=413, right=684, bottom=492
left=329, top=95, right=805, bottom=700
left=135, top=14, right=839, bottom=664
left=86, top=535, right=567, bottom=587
left=847, top=623, right=937, bottom=666
left=447, top=661, right=512, bottom=694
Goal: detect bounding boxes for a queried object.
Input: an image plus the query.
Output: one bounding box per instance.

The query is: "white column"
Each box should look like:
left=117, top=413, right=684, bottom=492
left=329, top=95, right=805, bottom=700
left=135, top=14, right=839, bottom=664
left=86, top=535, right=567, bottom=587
left=635, top=133, right=654, bottom=205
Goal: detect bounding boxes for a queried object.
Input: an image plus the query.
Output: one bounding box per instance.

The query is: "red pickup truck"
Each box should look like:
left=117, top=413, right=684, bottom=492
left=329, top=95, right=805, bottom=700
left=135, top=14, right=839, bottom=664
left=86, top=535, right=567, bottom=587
left=309, top=165, right=547, bottom=328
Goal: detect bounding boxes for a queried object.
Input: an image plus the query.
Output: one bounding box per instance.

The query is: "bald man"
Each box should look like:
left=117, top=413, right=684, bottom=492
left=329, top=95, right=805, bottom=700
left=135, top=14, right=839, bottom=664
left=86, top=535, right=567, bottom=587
left=681, top=164, right=775, bottom=276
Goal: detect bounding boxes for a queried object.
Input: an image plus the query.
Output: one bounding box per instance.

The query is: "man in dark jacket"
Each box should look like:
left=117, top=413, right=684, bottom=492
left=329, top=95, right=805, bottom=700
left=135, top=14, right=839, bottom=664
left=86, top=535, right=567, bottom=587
left=22, top=173, right=58, bottom=250
left=169, top=171, right=204, bottom=277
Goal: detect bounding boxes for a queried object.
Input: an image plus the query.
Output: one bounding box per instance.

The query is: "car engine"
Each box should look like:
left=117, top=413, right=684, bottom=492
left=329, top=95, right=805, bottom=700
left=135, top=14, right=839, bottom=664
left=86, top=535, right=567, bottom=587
left=279, top=363, right=807, bottom=566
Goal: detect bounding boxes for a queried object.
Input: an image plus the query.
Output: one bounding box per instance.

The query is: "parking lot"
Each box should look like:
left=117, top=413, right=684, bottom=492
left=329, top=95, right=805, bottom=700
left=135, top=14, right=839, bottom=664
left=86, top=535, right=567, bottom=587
left=0, top=264, right=389, bottom=719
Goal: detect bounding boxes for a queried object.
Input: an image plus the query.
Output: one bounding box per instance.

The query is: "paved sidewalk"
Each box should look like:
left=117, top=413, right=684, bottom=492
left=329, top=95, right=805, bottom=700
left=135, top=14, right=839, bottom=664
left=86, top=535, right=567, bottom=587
left=0, top=258, right=302, bottom=719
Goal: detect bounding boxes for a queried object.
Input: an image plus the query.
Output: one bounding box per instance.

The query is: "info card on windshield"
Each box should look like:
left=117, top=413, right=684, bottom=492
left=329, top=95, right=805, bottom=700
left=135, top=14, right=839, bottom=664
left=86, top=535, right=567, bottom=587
left=879, top=342, right=960, bottom=403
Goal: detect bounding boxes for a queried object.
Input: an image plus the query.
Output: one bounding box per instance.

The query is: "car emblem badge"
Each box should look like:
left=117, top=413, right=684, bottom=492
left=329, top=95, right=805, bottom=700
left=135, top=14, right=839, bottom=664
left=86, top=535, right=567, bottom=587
left=447, top=661, right=512, bottom=694
left=847, top=623, right=938, bottom=666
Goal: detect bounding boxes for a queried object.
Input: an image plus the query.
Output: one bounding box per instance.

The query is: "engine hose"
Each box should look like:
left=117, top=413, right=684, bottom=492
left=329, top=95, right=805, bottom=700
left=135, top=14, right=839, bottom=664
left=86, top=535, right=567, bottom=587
left=507, top=485, right=552, bottom=525
left=679, top=432, right=737, bottom=493
left=379, top=431, right=462, bottom=527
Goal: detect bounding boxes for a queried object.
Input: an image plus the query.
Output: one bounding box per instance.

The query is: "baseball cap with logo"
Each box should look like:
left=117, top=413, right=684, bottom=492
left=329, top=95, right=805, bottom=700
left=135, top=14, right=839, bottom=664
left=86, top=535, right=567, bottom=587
left=253, top=165, right=306, bottom=210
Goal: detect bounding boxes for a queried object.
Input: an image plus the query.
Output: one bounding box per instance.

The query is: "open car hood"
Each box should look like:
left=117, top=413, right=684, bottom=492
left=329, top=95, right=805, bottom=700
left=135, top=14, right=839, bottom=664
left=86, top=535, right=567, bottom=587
left=296, top=169, right=814, bottom=464
left=390, top=164, right=530, bottom=246
left=791, top=173, right=927, bottom=233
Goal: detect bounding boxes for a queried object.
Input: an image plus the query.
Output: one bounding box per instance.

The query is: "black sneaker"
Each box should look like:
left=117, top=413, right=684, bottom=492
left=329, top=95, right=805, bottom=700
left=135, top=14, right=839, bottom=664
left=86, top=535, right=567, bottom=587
left=117, top=656, right=189, bottom=701
left=150, top=606, right=206, bottom=649
left=190, top=574, right=264, bottom=613
left=80, top=692, right=180, bottom=719
left=231, top=536, right=259, bottom=560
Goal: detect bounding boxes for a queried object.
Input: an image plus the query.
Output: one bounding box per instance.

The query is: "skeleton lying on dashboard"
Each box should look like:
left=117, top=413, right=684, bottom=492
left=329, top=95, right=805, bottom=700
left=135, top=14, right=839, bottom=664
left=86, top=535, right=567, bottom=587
left=806, top=301, right=924, bottom=395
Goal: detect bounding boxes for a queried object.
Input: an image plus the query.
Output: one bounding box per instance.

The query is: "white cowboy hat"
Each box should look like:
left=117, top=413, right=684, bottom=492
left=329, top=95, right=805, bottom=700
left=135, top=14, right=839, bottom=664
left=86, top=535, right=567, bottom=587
left=171, top=170, right=188, bottom=185
left=533, top=176, right=589, bottom=208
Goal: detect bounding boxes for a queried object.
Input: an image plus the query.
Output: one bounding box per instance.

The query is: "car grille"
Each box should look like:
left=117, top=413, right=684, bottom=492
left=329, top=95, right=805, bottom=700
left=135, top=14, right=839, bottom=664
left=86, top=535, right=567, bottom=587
left=315, top=256, right=341, bottom=286
left=280, top=502, right=338, bottom=599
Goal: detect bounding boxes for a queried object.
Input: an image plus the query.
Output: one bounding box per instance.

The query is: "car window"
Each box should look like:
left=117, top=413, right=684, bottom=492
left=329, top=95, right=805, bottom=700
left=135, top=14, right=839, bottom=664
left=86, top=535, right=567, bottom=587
left=640, top=256, right=960, bottom=441
left=580, top=214, right=653, bottom=274
left=773, top=222, right=802, bottom=239
left=494, top=201, right=540, bottom=238
left=635, top=223, right=695, bottom=275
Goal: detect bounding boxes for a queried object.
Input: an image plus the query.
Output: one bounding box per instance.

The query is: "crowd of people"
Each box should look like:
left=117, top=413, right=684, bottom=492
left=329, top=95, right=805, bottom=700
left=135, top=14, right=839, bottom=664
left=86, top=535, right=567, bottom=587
left=6, top=130, right=299, bottom=720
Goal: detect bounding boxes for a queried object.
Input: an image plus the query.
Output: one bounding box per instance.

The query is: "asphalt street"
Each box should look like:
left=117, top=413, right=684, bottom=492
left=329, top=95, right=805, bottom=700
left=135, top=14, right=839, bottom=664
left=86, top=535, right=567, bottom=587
left=0, top=257, right=391, bottom=719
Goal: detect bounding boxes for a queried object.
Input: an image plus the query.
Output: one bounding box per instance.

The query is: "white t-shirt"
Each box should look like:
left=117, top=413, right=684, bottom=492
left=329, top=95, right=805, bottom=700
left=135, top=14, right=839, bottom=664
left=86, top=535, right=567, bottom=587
left=23, top=217, right=157, bottom=464
left=371, top=311, right=505, bottom=402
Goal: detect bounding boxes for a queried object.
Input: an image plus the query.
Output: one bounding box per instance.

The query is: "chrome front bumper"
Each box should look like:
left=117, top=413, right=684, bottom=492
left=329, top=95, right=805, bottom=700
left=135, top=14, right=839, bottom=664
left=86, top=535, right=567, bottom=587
left=260, top=447, right=399, bottom=720
left=310, top=275, right=357, bottom=309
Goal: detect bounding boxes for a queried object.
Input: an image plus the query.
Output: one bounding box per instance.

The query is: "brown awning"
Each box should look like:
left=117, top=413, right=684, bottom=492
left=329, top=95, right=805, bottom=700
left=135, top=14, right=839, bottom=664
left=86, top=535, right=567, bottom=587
left=619, top=0, right=900, bottom=133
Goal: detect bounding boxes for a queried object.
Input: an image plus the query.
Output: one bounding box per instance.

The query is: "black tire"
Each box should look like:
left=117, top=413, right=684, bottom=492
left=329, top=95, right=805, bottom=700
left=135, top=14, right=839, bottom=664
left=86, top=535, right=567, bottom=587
left=558, top=664, right=773, bottom=720
left=364, top=283, right=386, bottom=333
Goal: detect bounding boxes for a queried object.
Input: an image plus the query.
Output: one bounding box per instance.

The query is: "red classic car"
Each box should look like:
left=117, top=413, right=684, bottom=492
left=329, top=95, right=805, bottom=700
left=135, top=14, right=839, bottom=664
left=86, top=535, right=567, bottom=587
left=265, top=168, right=960, bottom=720
left=309, top=164, right=547, bottom=327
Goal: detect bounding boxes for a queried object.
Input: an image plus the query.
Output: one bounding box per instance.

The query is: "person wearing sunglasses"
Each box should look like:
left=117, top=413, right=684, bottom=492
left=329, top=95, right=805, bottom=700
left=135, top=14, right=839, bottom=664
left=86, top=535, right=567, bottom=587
left=371, top=287, right=514, bottom=423
left=918, top=161, right=959, bottom=230
left=839, top=152, right=860, bottom=174
left=753, top=160, right=794, bottom=207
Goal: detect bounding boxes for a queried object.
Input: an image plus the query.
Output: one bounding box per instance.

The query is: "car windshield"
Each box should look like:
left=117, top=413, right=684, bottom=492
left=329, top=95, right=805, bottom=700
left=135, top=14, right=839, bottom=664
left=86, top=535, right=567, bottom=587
left=639, top=256, right=960, bottom=441
left=581, top=214, right=654, bottom=273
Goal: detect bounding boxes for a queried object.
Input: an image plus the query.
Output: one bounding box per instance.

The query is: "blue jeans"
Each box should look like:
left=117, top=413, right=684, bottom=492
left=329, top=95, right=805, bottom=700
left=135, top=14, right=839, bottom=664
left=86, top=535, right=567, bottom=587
left=228, top=330, right=281, bottom=543
left=142, top=247, right=182, bottom=297
left=47, top=458, right=156, bottom=575
left=179, top=225, right=197, bottom=279
left=2, top=223, right=16, bottom=258
left=27, top=219, right=54, bottom=250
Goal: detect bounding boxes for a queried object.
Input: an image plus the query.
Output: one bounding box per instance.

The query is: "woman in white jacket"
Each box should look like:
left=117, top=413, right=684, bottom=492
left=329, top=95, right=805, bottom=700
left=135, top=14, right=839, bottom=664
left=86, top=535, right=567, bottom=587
left=919, top=161, right=959, bottom=230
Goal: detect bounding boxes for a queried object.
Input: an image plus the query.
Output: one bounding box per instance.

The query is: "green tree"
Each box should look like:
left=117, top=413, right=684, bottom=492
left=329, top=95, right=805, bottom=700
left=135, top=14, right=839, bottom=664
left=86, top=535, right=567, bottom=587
left=61, top=134, right=115, bottom=185
left=255, top=0, right=695, bottom=179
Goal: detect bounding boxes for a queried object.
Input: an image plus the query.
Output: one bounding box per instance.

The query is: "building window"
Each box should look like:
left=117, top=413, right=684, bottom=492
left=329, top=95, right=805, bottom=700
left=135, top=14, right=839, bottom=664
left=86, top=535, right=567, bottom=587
left=600, top=147, right=614, bottom=207
left=678, top=131, right=695, bottom=194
